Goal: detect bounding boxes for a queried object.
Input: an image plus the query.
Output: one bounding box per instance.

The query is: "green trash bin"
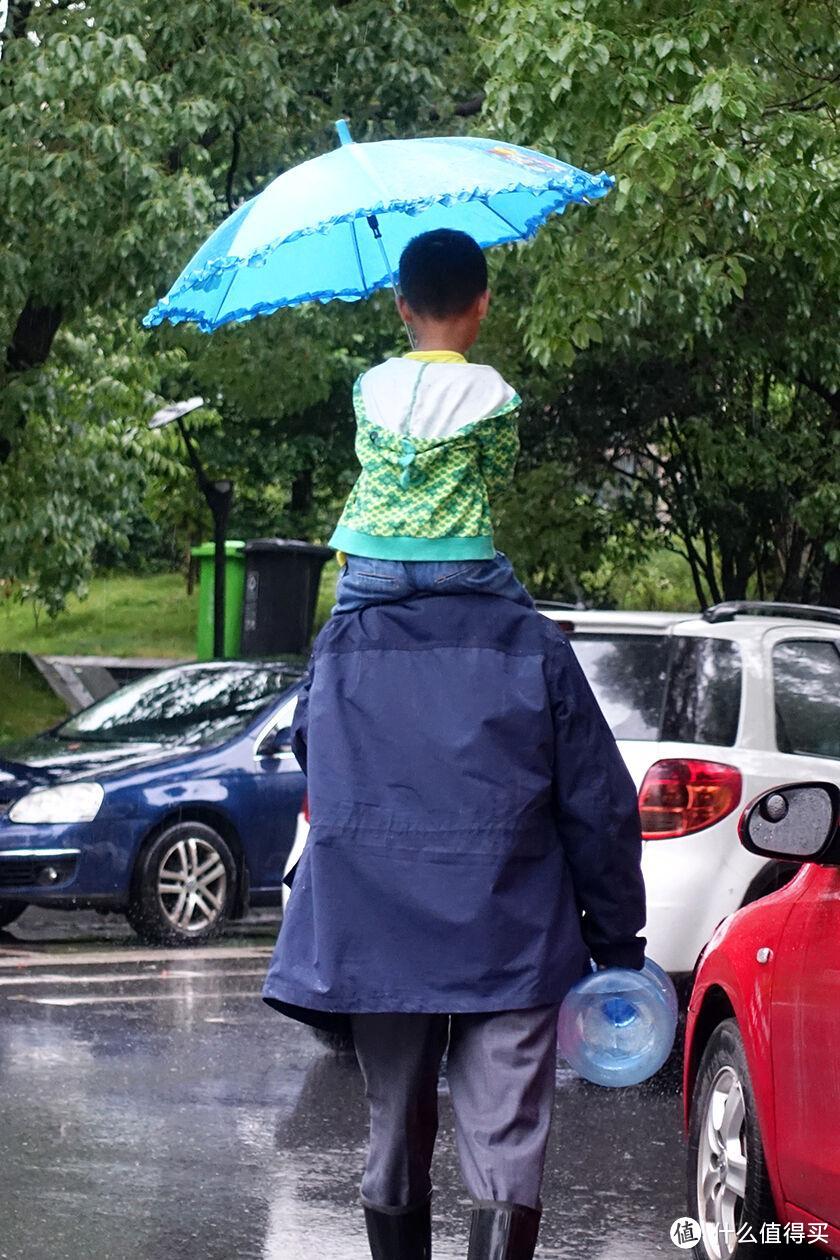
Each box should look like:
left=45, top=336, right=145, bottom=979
left=191, top=541, right=246, bottom=660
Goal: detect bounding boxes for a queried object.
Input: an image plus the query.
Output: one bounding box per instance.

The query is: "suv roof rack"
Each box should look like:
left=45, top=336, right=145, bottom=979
left=702, top=600, right=840, bottom=627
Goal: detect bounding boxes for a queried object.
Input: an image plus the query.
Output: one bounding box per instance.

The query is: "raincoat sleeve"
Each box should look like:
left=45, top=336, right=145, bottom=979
left=290, top=658, right=314, bottom=776
left=475, top=407, right=520, bottom=500
left=547, top=634, right=646, bottom=971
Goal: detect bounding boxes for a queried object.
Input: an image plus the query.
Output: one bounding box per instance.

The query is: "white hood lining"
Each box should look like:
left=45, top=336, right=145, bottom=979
left=360, top=359, right=517, bottom=440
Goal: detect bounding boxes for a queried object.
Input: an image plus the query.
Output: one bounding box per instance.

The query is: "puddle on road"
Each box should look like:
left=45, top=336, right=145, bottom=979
left=0, top=975, right=687, bottom=1260
left=0, top=908, right=687, bottom=1260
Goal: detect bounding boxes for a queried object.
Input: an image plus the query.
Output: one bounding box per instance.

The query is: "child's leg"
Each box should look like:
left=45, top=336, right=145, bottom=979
left=411, top=552, right=534, bottom=608
left=333, top=552, right=533, bottom=613
left=332, top=556, right=412, bottom=614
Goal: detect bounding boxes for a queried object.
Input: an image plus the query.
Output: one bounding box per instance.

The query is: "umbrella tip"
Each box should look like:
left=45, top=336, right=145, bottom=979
left=334, top=118, right=353, bottom=146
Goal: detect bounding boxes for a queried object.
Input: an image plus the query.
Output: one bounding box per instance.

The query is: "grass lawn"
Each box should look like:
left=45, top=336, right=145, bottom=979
left=0, top=554, right=698, bottom=743
left=0, top=563, right=340, bottom=744
left=0, top=654, right=68, bottom=743
left=0, top=553, right=697, bottom=665
left=0, top=573, right=198, bottom=659
left=0, top=564, right=341, bottom=662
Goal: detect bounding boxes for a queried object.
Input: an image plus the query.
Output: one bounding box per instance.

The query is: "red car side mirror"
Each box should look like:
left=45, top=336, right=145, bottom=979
left=739, top=782, right=840, bottom=865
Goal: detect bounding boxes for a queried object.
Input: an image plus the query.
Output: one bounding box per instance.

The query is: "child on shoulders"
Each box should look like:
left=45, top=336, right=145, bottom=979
left=329, top=228, right=532, bottom=612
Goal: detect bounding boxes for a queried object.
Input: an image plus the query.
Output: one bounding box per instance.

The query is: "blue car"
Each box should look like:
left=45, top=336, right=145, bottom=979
left=0, top=661, right=305, bottom=943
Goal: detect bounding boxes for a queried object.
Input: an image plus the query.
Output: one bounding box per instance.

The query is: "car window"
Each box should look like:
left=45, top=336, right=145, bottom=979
left=255, top=692, right=300, bottom=745
left=58, top=665, right=299, bottom=747
left=661, top=637, right=742, bottom=747
left=773, top=639, right=840, bottom=760
left=569, top=634, right=668, bottom=740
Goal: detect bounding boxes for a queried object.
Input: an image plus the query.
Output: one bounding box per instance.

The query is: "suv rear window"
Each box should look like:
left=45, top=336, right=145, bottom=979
left=773, top=639, right=840, bottom=760
left=661, top=637, right=742, bottom=747
left=569, top=633, right=742, bottom=745
left=569, top=635, right=668, bottom=740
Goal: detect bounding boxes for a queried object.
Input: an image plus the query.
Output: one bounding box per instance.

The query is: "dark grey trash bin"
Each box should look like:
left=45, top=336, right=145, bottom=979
left=240, top=539, right=333, bottom=657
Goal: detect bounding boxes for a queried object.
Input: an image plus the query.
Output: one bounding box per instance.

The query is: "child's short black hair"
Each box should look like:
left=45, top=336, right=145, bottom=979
left=398, top=229, right=488, bottom=319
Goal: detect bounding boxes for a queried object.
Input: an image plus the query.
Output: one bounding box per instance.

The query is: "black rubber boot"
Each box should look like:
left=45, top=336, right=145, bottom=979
left=363, top=1200, right=432, bottom=1259
left=466, top=1202, right=541, bottom=1260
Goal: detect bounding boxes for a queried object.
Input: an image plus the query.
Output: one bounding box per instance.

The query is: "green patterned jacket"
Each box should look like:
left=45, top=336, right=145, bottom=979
left=330, top=353, right=521, bottom=560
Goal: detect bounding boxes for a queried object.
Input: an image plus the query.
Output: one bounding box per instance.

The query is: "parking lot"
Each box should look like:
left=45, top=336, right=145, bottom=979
left=0, top=909, right=686, bottom=1260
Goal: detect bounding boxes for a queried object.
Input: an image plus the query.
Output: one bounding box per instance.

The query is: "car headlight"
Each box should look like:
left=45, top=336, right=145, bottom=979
left=9, top=783, right=104, bottom=824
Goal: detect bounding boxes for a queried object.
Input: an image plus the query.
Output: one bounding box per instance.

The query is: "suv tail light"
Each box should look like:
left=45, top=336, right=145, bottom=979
left=302, top=793, right=310, bottom=823
left=639, top=759, right=742, bottom=839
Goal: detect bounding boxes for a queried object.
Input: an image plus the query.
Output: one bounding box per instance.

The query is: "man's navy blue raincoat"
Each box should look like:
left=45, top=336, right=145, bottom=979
left=262, top=593, right=645, bottom=1030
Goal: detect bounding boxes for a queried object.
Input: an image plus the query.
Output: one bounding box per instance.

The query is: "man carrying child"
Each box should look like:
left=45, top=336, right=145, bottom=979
left=263, top=229, right=646, bottom=1260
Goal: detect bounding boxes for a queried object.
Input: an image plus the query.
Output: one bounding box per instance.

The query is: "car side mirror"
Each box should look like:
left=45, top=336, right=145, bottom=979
left=739, top=783, right=840, bottom=865
left=257, top=726, right=292, bottom=758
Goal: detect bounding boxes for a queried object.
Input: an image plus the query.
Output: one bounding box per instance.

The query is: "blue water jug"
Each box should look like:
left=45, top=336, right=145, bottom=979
left=557, top=959, right=678, bottom=1087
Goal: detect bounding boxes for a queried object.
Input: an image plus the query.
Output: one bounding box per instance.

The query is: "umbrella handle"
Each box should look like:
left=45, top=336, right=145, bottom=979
left=366, top=213, right=415, bottom=349
left=334, top=121, right=415, bottom=347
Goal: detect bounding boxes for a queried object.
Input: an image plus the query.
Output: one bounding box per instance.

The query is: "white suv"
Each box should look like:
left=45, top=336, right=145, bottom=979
left=284, top=601, right=840, bottom=983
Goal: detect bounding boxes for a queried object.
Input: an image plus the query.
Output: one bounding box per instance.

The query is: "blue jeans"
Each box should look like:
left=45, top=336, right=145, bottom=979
left=333, top=552, right=533, bottom=614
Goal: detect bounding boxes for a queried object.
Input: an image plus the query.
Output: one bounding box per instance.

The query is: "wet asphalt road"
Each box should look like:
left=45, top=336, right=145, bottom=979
left=0, top=910, right=687, bottom=1260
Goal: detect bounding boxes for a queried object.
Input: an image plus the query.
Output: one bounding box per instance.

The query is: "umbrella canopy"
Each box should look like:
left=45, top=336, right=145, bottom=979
left=143, top=124, right=614, bottom=333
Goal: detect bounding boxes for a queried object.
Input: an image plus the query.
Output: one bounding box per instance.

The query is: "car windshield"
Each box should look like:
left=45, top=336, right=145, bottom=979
left=56, top=665, right=300, bottom=747
left=569, top=634, right=669, bottom=740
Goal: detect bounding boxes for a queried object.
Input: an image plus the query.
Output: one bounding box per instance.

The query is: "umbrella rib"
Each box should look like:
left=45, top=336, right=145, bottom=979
left=481, top=198, right=525, bottom=239
left=212, top=266, right=240, bottom=324
left=348, top=218, right=368, bottom=295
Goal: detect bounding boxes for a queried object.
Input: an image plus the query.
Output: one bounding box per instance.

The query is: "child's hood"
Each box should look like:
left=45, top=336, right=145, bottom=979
left=359, top=358, right=518, bottom=441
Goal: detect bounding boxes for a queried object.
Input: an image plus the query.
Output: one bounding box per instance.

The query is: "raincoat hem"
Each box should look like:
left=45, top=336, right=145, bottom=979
left=261, top=973, right=588, bottom=1020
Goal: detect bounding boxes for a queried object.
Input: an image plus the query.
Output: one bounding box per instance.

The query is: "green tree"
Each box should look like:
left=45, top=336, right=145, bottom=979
left=467, top=0, right=838, bottom=382
left=536, top=343, right=840, bottom=605
left=0, top=0, right=479, bottom=610
left=463, top=0, right=840, bottom=603
left=0, top=316, right=191, bottom=615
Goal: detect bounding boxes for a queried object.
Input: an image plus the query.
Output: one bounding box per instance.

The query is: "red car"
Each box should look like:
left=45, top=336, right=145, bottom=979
left=684, top=781, right=840, bottom=1259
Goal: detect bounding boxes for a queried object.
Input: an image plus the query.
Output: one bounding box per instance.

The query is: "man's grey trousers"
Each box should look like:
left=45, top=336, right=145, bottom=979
left=350, top=1005, right=559, bottom=1213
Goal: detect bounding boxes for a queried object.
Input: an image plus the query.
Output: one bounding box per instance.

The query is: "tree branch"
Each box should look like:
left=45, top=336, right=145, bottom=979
left=226, top=125, right=242, bottom=214
left=797, top=374, right=840, bottom=418
left=5, top=298, right=63, bottom=374
left=428, top=92, right=486, bottom=122
left=9, top=0, right=34, bottom=39
left=2, top=299, right=64, bottom=463
left=454, top=93, right=485, bottom=118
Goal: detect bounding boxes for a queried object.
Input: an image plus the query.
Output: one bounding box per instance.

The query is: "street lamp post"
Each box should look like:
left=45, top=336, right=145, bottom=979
left=149, top=398, right=233, bottom=659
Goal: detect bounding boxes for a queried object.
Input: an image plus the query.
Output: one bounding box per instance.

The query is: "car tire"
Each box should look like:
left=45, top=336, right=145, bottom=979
left=0, top=901, right=27, bottom=929
left=127, top=822, right=238, bottom=946
left=687, top=1018, right=797, bottom=1258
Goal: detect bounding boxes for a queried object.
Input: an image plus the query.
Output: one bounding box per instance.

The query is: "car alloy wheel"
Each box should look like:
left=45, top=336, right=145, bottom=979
left=696, top=1066, right=747, bottom=1259
left=157, top=835, right=228, bottom=934
left=128, top=821, right=237, bottom=945
left=687, top=1019, right=796, bottom=1260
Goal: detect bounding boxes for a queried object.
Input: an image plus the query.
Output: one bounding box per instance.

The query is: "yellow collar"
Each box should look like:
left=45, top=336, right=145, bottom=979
left=403, top=350, right=467, bottom=365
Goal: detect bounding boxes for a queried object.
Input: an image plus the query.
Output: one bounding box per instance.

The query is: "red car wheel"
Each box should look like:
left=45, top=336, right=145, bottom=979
left=687, top=1018, right=797, bottom=1258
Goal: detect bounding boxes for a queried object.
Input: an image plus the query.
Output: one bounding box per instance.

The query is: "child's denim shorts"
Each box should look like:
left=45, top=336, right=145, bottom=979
left=333, top=551, right=533, bottom=615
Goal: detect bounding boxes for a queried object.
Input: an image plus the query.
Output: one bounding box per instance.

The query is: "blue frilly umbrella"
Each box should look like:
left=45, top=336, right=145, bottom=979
left=143, top=122, right=614, bottom=333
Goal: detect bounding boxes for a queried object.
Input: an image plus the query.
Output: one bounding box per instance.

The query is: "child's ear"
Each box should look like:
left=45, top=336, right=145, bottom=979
left=396, top=293, right=414, bottom=323
left=477, top=289, right=491, bottom=320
